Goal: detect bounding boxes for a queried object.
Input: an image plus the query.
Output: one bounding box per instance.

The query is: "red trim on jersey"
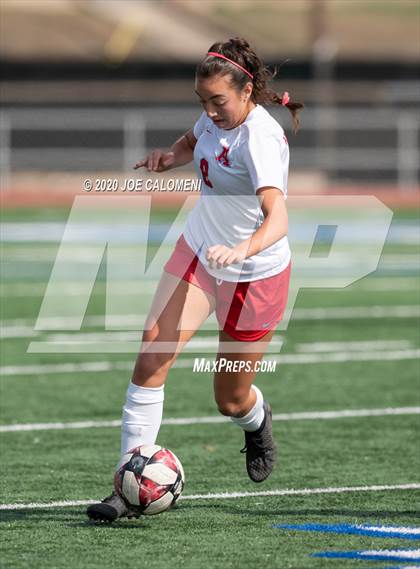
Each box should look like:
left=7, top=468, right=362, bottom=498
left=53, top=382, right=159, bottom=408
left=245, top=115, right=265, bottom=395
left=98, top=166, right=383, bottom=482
left=164, top=234, right=291, bottom=342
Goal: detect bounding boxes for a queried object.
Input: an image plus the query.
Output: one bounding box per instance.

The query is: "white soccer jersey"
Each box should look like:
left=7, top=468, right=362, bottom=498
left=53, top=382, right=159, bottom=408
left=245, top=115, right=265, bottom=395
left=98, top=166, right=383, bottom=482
left=183, top=104, right=291, bottom=282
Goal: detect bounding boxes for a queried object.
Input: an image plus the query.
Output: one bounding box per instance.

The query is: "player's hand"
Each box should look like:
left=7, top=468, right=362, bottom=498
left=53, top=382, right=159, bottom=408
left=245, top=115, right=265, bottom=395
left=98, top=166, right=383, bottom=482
left=133, top=150, right=175, bottom=172
left=206, top=243, right=248, bottom=270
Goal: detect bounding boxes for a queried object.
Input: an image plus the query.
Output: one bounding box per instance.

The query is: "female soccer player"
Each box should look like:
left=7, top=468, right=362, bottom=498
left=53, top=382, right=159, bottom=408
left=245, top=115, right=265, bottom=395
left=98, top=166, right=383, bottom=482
left=87, top=37, right=303, bottom=522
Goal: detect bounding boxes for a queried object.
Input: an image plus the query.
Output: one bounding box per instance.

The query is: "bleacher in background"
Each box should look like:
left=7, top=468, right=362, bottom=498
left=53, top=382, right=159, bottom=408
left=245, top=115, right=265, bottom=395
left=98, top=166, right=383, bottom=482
left=0, top=0, right=419, bottom=192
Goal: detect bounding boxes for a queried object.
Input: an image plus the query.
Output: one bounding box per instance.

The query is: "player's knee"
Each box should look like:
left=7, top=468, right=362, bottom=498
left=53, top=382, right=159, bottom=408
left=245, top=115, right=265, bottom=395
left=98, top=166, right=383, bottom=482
left=132, top=351, right=174, bottom=384
left=215, top=394, right=248, bottom=417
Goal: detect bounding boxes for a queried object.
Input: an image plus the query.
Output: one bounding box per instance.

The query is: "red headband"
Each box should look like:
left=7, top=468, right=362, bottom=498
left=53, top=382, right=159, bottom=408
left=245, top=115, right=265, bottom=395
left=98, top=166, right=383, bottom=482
left=206, top=52, right=291, bottom=106
left=206, top=51, right=254, bottom=80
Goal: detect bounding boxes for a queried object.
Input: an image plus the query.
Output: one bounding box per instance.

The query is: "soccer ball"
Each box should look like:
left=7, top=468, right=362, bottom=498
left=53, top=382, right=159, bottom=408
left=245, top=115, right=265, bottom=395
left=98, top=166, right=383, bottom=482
left=114, top=444, right=185, bottom=515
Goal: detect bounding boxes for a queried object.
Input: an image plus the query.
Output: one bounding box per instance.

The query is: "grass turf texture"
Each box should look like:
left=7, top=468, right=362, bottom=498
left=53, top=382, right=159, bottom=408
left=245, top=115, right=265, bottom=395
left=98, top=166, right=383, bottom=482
left=0, top=206, right=419, bottom=569
left=2, top=492, right=418, bottom=569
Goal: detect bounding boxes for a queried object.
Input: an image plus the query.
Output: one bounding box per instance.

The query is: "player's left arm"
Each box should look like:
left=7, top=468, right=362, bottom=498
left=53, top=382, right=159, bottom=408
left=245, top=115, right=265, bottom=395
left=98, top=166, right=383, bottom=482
left=206, top=187, right=287, bottom=269
left=242, top=185, right=288, bottom=257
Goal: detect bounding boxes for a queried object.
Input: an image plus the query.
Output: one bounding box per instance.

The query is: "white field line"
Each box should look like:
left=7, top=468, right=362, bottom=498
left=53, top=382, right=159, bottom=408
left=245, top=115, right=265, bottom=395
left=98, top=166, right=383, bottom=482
left=0, top=361, right=124, bottom=376
left=354, top=550, right=420, bottom=560
left=0, top=327, right=39, bottom=339
left=30, top=339, right=413, bottom=355
left=274, top=349, right=420, bottom=364
left=1, top=407, right=418, bottom=433
left=0, top=282, right=160, bottom=297
left=10, top=315, right=148, bottom=329
left=1, top=305, right=419, bottom=338
left=15, top=277, right=404, bottom=295
left=6, top=337, right=413, bottom=356
left=358, top=279, right=420, bottom=291
left=1, top=483, right=419, bottom=511
left=359, top=525, right=420, bottom=535
left=2, top=277, right=419, bottom=297
left=295, top=340, right=413, bottom=352
left=1, top=349, right=420, bottom=377
left=34, top=334, right=284, bottom=350
left=291, top=305, right=420, bottom=319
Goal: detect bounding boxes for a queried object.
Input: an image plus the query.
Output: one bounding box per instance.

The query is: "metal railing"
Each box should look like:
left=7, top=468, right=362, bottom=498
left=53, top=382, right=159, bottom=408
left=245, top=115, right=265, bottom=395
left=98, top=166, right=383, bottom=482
left=1, top=104, right=418, bottom=188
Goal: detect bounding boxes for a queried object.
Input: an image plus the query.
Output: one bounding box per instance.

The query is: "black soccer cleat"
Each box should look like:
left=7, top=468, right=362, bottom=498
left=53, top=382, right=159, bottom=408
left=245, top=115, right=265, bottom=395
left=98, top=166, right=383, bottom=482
left=240, top=401, right=276, bottom=483
left=86, top=491, right=138, bottom=523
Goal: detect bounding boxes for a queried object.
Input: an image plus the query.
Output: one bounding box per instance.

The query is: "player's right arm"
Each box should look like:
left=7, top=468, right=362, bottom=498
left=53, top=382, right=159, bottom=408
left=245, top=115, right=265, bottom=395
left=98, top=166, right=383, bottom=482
left=133, top=128, right=197, bottom=172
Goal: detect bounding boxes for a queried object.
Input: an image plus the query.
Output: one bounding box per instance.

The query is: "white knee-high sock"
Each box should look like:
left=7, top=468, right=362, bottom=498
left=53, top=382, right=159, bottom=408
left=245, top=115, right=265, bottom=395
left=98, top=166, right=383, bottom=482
left=230, top=384, right=265, bottom=432
left=121, top=382, right=164, bottom=456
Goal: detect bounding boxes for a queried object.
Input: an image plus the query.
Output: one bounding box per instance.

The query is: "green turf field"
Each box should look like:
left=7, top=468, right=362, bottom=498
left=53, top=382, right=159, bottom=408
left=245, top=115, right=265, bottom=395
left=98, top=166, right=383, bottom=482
left=1, top=206, right=419, bottom=569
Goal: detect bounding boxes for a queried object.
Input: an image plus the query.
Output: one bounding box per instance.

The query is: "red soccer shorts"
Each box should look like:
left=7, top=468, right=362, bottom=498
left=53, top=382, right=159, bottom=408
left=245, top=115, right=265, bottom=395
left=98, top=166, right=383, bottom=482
left=163, top=234, right=291, bottom=342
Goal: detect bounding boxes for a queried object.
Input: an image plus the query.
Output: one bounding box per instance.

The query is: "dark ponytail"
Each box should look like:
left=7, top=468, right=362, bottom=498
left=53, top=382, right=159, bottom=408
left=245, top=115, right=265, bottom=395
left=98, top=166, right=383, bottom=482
left=196, top=37, right=304, bottom=134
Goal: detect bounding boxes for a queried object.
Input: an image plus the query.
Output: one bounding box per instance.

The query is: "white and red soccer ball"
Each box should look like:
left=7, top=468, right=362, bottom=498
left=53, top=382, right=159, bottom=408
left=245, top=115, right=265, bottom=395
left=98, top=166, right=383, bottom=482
left=114, top=445, right=185, bottom=515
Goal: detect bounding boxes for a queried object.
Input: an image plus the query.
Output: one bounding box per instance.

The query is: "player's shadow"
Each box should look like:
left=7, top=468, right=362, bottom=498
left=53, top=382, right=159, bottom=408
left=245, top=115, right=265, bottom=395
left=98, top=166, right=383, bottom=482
left=0, top=509, right=149, bottom=529
left=0, top=508, right=81, bottom=523
left=69, top=520, right=149, bottom=530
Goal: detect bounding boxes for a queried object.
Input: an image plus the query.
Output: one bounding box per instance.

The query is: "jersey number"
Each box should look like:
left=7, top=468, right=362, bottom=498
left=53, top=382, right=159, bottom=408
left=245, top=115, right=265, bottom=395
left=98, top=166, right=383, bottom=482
left=199, top=158, right=213, bottom=188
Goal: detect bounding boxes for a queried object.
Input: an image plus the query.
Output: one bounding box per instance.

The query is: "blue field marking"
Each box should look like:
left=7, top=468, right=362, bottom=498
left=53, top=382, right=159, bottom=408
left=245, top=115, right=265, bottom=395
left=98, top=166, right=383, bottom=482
left=362, top=566, right=420, bottom=569
left=311, top=549, right=420, bottom=562
left=274, top=523, right=420, bottom=540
